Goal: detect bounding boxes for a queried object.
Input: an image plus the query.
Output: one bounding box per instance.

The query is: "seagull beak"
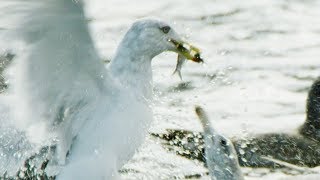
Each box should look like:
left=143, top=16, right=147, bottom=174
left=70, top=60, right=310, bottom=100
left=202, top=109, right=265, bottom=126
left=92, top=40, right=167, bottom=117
left=169, top=39, right=203, bottom=63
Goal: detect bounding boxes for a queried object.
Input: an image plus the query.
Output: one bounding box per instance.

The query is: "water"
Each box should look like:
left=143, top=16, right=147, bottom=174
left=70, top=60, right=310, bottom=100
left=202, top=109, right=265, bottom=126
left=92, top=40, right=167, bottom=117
left=2, top=0, right=320, bottom=179
left=85, top=0, right=320, bottom=179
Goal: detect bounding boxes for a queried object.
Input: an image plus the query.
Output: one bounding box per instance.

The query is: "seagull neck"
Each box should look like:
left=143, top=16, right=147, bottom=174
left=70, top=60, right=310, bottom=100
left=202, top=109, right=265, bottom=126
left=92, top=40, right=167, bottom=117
left=109, top=45, right=154, bottom=100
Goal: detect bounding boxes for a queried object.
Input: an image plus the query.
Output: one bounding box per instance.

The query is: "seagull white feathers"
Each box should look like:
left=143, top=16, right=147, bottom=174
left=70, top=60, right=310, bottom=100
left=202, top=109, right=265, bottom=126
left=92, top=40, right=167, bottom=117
left=0, top=0, right=201, bottom=179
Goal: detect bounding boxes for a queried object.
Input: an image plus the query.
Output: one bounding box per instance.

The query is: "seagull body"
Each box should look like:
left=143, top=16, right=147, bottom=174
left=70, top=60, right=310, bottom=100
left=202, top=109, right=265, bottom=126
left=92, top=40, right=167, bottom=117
left=0, top=0, right=201, bottom=179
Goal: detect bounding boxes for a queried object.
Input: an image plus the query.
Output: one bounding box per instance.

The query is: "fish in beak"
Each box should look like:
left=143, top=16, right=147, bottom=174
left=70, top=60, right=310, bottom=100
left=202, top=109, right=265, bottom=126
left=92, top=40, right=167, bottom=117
left=172, top=55, right=186, bottom=80
left=169, top=38, right=203, bottom=80
left=169, top=38, right=203, bottom=63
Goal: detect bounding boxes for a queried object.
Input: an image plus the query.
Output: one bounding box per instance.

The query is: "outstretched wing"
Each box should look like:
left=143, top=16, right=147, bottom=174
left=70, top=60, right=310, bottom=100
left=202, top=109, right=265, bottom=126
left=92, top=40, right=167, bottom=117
left=0, top=0, right=108, bottom=144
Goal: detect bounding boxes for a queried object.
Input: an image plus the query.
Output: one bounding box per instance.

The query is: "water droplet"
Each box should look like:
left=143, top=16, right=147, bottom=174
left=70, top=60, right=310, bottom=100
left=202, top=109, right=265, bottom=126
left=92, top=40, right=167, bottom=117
left=239, top=149, right=245, bottom=155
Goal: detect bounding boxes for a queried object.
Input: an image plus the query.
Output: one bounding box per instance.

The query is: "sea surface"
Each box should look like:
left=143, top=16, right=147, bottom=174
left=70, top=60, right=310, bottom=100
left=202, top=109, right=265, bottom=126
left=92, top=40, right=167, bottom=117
left=86, top=0, right=320, bottom=179
left=2, top=0, right=320, bottom=179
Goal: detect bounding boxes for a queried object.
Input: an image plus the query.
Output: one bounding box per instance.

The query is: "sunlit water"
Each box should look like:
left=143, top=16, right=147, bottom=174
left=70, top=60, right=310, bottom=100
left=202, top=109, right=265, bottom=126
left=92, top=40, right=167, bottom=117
left=2, top=0, right=320, bottom=179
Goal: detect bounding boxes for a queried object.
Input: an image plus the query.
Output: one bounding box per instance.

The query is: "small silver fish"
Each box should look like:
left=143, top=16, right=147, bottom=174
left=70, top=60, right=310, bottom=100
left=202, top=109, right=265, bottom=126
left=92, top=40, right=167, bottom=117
left=172, top=55, right=186, bottom=80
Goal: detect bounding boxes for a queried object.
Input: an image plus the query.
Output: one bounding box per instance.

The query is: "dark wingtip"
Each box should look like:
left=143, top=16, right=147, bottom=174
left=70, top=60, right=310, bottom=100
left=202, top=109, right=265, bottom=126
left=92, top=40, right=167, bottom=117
left=300, top=78, right=320, bottom=141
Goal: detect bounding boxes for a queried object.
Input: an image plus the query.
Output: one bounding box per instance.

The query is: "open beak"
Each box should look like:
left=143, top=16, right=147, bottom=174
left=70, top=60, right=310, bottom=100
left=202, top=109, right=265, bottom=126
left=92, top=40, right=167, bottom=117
left=169, top=39, right=203, bottom=63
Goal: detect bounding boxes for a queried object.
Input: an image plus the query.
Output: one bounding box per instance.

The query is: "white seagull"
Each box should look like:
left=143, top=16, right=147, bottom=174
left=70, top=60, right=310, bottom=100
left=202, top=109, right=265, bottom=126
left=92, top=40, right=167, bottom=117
left=0, top=0, right=202, bottom=179
left=195, top=106, right=243, bottom=180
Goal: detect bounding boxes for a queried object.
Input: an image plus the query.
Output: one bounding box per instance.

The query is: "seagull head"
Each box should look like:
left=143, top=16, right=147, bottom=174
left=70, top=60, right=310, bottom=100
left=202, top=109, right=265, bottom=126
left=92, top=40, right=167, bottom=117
left=205, top=133, right=241, bottom=179
left=195, top=106, right=243, bottom=180
left=123, top=19, right=203, bottom=62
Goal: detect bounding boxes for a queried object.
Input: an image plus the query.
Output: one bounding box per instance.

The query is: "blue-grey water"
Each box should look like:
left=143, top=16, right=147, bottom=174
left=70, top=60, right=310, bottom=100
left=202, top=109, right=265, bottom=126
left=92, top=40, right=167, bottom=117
left=88, top=0, right=320, bottom=179
left=2, top=0, right=320, bottom=179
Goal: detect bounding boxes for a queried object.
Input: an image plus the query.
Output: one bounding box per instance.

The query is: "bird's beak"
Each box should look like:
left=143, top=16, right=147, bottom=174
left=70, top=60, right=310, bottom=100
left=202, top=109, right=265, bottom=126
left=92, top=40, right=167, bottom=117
left=169, top=38, right=203, bottom=63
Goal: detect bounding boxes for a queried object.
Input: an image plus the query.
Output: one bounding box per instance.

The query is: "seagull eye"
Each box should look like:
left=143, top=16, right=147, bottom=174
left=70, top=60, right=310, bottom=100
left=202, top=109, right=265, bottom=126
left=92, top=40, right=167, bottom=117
left=220, top=139, right=227, bottom=146
left=161, top=26, right=170, bottom=34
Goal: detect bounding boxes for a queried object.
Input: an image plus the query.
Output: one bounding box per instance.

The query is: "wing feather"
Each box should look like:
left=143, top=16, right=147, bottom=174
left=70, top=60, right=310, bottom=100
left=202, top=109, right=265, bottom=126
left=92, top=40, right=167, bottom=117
left=0, top=0, right=108, bottom=146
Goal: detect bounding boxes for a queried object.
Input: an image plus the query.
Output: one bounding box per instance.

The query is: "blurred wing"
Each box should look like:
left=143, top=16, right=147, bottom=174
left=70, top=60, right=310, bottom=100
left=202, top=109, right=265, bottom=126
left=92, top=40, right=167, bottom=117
left=0, top=0, right=108, bottom=139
